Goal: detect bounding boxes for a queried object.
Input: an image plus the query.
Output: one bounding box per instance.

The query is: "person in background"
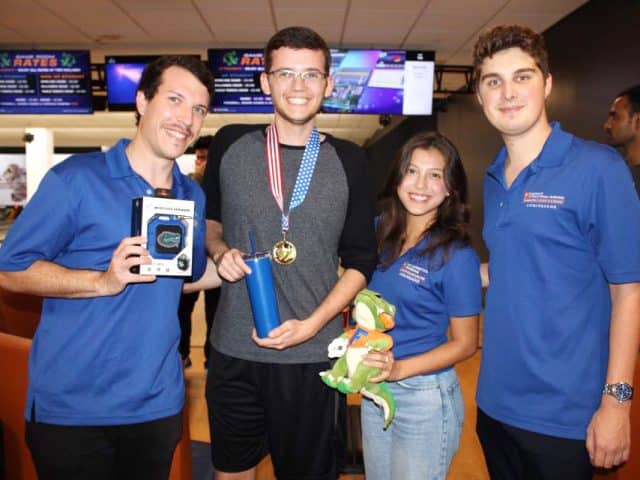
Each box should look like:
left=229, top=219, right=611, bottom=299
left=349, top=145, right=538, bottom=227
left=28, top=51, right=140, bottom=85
left=473, top=24, right=640, bottom=479
left=203, top=26, right=378, bottom=480
left=361, top=131, right=481, bottom=480
left=178, top=135, right=220, bottom=369
left=604, top=84, right=640, bottom=194
left=0, top=55, right=213, bottom=480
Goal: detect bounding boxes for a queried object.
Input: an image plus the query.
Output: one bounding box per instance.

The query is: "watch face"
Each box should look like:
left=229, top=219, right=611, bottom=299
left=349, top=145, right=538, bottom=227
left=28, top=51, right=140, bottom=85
left=615, top=383, right=634, bottom=401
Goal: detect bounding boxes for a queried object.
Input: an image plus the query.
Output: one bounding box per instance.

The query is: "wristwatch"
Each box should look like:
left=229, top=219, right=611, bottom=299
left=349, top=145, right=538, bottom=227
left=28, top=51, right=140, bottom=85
left=603, top=383, right=634, bottom=403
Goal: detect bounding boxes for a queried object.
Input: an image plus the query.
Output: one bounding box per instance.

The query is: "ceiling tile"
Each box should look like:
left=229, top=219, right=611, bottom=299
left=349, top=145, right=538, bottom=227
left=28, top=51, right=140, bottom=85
left=212, top=27, right=276, bottom=44
left=426, top=0, right=508, bottom=15
left=0, top=23, right=28, bottom=43
left=274, top=0, right=348, bottom=8
left=505, top=0, right=589, bottom=16
left=127, top=10, right=212, bottom=42
left=194, top=0, right=267, bottom=10
left=38, top=0, right=150, bottom=43
left=115, top=0, right=194, bottom=10
left=351, top=0, right=425, bottom=9
left=0, top=0, right=90, bottom=43
left=343, top=9, right=418, bottom=45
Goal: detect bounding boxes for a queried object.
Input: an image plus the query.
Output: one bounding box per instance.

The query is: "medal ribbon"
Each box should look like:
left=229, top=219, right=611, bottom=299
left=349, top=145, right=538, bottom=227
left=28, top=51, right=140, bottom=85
left=266, top=124, right=320, bottom=232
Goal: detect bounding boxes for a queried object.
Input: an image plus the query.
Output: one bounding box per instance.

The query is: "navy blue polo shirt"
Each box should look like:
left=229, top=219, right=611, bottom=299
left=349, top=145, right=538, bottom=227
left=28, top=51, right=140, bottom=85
left=477, top=123, right=640, bottom=440
left=368, top=239, right=482, bottom=363
left=0, top=139, right=206, bottom=426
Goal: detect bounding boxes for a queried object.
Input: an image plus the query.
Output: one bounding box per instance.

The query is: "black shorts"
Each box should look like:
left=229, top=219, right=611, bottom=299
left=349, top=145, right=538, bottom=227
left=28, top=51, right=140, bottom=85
left=206, top=349, right=346, bottom=480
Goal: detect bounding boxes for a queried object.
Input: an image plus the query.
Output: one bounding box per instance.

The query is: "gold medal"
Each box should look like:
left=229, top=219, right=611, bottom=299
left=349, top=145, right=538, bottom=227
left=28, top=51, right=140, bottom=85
left=272, top=236, right=297, bottom=265
left=265, top=125, right=319, bottom=266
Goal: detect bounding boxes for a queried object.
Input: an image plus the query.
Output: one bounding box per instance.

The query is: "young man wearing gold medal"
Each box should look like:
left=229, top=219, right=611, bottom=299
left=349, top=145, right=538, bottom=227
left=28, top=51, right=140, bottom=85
left=203, top=26, right=378, bottom=480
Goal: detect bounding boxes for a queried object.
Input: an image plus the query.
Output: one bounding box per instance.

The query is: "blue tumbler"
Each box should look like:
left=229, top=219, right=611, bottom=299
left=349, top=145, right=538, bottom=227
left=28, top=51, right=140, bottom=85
left=243, top=251, right=281, bottom=338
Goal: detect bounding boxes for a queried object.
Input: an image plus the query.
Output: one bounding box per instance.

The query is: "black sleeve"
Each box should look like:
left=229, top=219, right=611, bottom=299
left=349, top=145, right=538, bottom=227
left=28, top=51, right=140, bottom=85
left=329, top=135, right=378, bottom=282
left=202, top=124, right=266, bottom=221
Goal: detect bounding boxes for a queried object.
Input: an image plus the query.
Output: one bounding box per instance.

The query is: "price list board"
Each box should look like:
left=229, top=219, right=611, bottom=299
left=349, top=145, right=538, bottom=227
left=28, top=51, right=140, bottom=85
left=208, top=49, right=273, bottom=113
left=0, top=51, right=93, bottom=114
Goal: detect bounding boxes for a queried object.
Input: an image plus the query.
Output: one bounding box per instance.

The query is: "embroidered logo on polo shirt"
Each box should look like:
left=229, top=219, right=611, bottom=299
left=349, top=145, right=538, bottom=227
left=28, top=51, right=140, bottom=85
left=399, top=262, right=429, bottom=284
left=523, top=192, right=565, bottom=209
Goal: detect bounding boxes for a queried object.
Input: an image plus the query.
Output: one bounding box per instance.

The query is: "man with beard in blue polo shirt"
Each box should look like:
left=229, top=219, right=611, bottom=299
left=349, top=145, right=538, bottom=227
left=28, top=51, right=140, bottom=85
left=473, top=25, right=640, bottom=479
left=0, top=55, right=212, bottom=480
left=604, top=84, right=640, bottom=195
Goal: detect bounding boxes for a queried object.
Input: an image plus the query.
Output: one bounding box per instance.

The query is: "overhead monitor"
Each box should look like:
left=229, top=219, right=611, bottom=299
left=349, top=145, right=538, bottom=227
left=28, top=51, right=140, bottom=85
left=105, top=55, right=205, bottom=111
left=208, top=49, right=272, bottom=113
left=324, top=49, right=435, bottom=115
left=207, top=48, right=435, bottom=115
left=104, top=55, right=157, bottom=111
left=0, top=50, right=93, bottom=114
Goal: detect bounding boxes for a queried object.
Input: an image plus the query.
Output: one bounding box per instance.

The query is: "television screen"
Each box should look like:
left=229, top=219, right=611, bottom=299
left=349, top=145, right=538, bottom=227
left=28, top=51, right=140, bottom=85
left=208, top=49, right=272, bottom=113
left=324, top=49, right=435, bottom=115
left=207, top=48, right=434, bottom=115
left=0, top=50, right=93, bottom=114
left=105, top=55, right=157, bottom=111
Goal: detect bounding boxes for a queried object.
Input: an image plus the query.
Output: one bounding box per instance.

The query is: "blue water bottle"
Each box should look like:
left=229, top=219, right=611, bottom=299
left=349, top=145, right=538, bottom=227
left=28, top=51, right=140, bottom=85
left=243, top=251, right=281, bottom=338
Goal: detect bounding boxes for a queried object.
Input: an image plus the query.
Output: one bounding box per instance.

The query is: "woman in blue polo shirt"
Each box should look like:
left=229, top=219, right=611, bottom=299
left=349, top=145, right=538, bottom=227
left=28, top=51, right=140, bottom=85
left=362, top=131, right=482, bottom=480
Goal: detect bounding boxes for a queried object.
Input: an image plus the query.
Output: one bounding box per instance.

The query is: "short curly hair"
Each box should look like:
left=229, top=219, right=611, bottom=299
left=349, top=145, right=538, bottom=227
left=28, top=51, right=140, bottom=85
left=473, top=24, right=549, bottom=88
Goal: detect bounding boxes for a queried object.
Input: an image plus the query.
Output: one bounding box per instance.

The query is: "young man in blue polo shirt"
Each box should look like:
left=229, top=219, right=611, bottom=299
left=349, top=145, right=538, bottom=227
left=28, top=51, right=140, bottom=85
left=473, top=25, right=640, bottom=479
left=0, top=56, right=213, bottom=479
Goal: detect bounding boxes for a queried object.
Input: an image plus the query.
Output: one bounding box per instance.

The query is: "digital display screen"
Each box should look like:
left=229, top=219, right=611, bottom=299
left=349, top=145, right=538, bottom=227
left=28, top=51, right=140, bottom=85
left=324, top=49, right=435, bottom=115
left=207, top=48, right=434, bottom=115
left=0, top=50, right=93, bottom=114
left=105, top=55, right=157, bottom=111
left=208, top=49, right=272, bottom=113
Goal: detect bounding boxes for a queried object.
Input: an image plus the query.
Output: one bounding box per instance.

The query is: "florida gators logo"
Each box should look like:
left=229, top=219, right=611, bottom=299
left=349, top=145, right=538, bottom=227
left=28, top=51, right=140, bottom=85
left=157, top=231, right=182, bottom=249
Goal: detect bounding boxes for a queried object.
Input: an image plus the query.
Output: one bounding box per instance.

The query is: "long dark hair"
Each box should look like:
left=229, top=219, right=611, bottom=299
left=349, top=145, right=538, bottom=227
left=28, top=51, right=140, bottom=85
left=377, top=131, right=471, bottom=267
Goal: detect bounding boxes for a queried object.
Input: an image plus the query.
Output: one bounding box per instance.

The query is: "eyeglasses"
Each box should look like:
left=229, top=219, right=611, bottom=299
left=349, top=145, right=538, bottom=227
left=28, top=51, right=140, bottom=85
left=267, top=69, right=328, bottom=85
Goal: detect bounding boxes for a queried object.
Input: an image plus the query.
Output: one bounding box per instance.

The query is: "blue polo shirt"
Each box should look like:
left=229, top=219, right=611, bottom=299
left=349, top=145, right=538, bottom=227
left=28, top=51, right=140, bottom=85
left=477, top=123, right=640, bottom=440
left=0, top=139, right=206, bottom=426
left=368, top=238, right=482, bottom=363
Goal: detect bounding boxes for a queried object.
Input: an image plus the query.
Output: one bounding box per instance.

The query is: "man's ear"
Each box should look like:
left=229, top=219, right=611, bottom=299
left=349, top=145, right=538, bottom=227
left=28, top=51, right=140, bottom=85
left=324, top=75, right=334, bottom=99
left=135, top=90, right=148, bottom=118
left=632, top=112, right=640, bottom=133
left=260, top=72, right=271, bottom=96
left=544, top=73, right=553, bottom=99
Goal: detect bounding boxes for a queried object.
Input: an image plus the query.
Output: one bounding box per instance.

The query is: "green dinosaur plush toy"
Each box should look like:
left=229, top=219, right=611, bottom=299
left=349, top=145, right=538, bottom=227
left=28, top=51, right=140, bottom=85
left=319, top=289, right=396, bottom=429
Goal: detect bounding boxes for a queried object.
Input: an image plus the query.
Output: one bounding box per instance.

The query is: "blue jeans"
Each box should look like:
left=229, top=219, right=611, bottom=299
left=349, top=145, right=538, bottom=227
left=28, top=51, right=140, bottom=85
left=361, top=368, right=464, bottom=480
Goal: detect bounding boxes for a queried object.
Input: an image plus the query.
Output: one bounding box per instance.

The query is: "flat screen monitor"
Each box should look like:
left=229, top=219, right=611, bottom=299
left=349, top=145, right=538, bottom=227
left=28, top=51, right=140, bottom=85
left=208, top=49, right=272, bottom=113
left=207, top=48, right=434, bottom=115
left=324, top=49, right=435, bottom=115
left=0, top=50, right=93, bottom=114
left=104, top=55, right=158, bottom=111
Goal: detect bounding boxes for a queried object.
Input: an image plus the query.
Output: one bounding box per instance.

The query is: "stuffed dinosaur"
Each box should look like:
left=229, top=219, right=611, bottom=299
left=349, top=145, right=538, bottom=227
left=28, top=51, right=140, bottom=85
left=319, top=289, right=396, bottom=429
